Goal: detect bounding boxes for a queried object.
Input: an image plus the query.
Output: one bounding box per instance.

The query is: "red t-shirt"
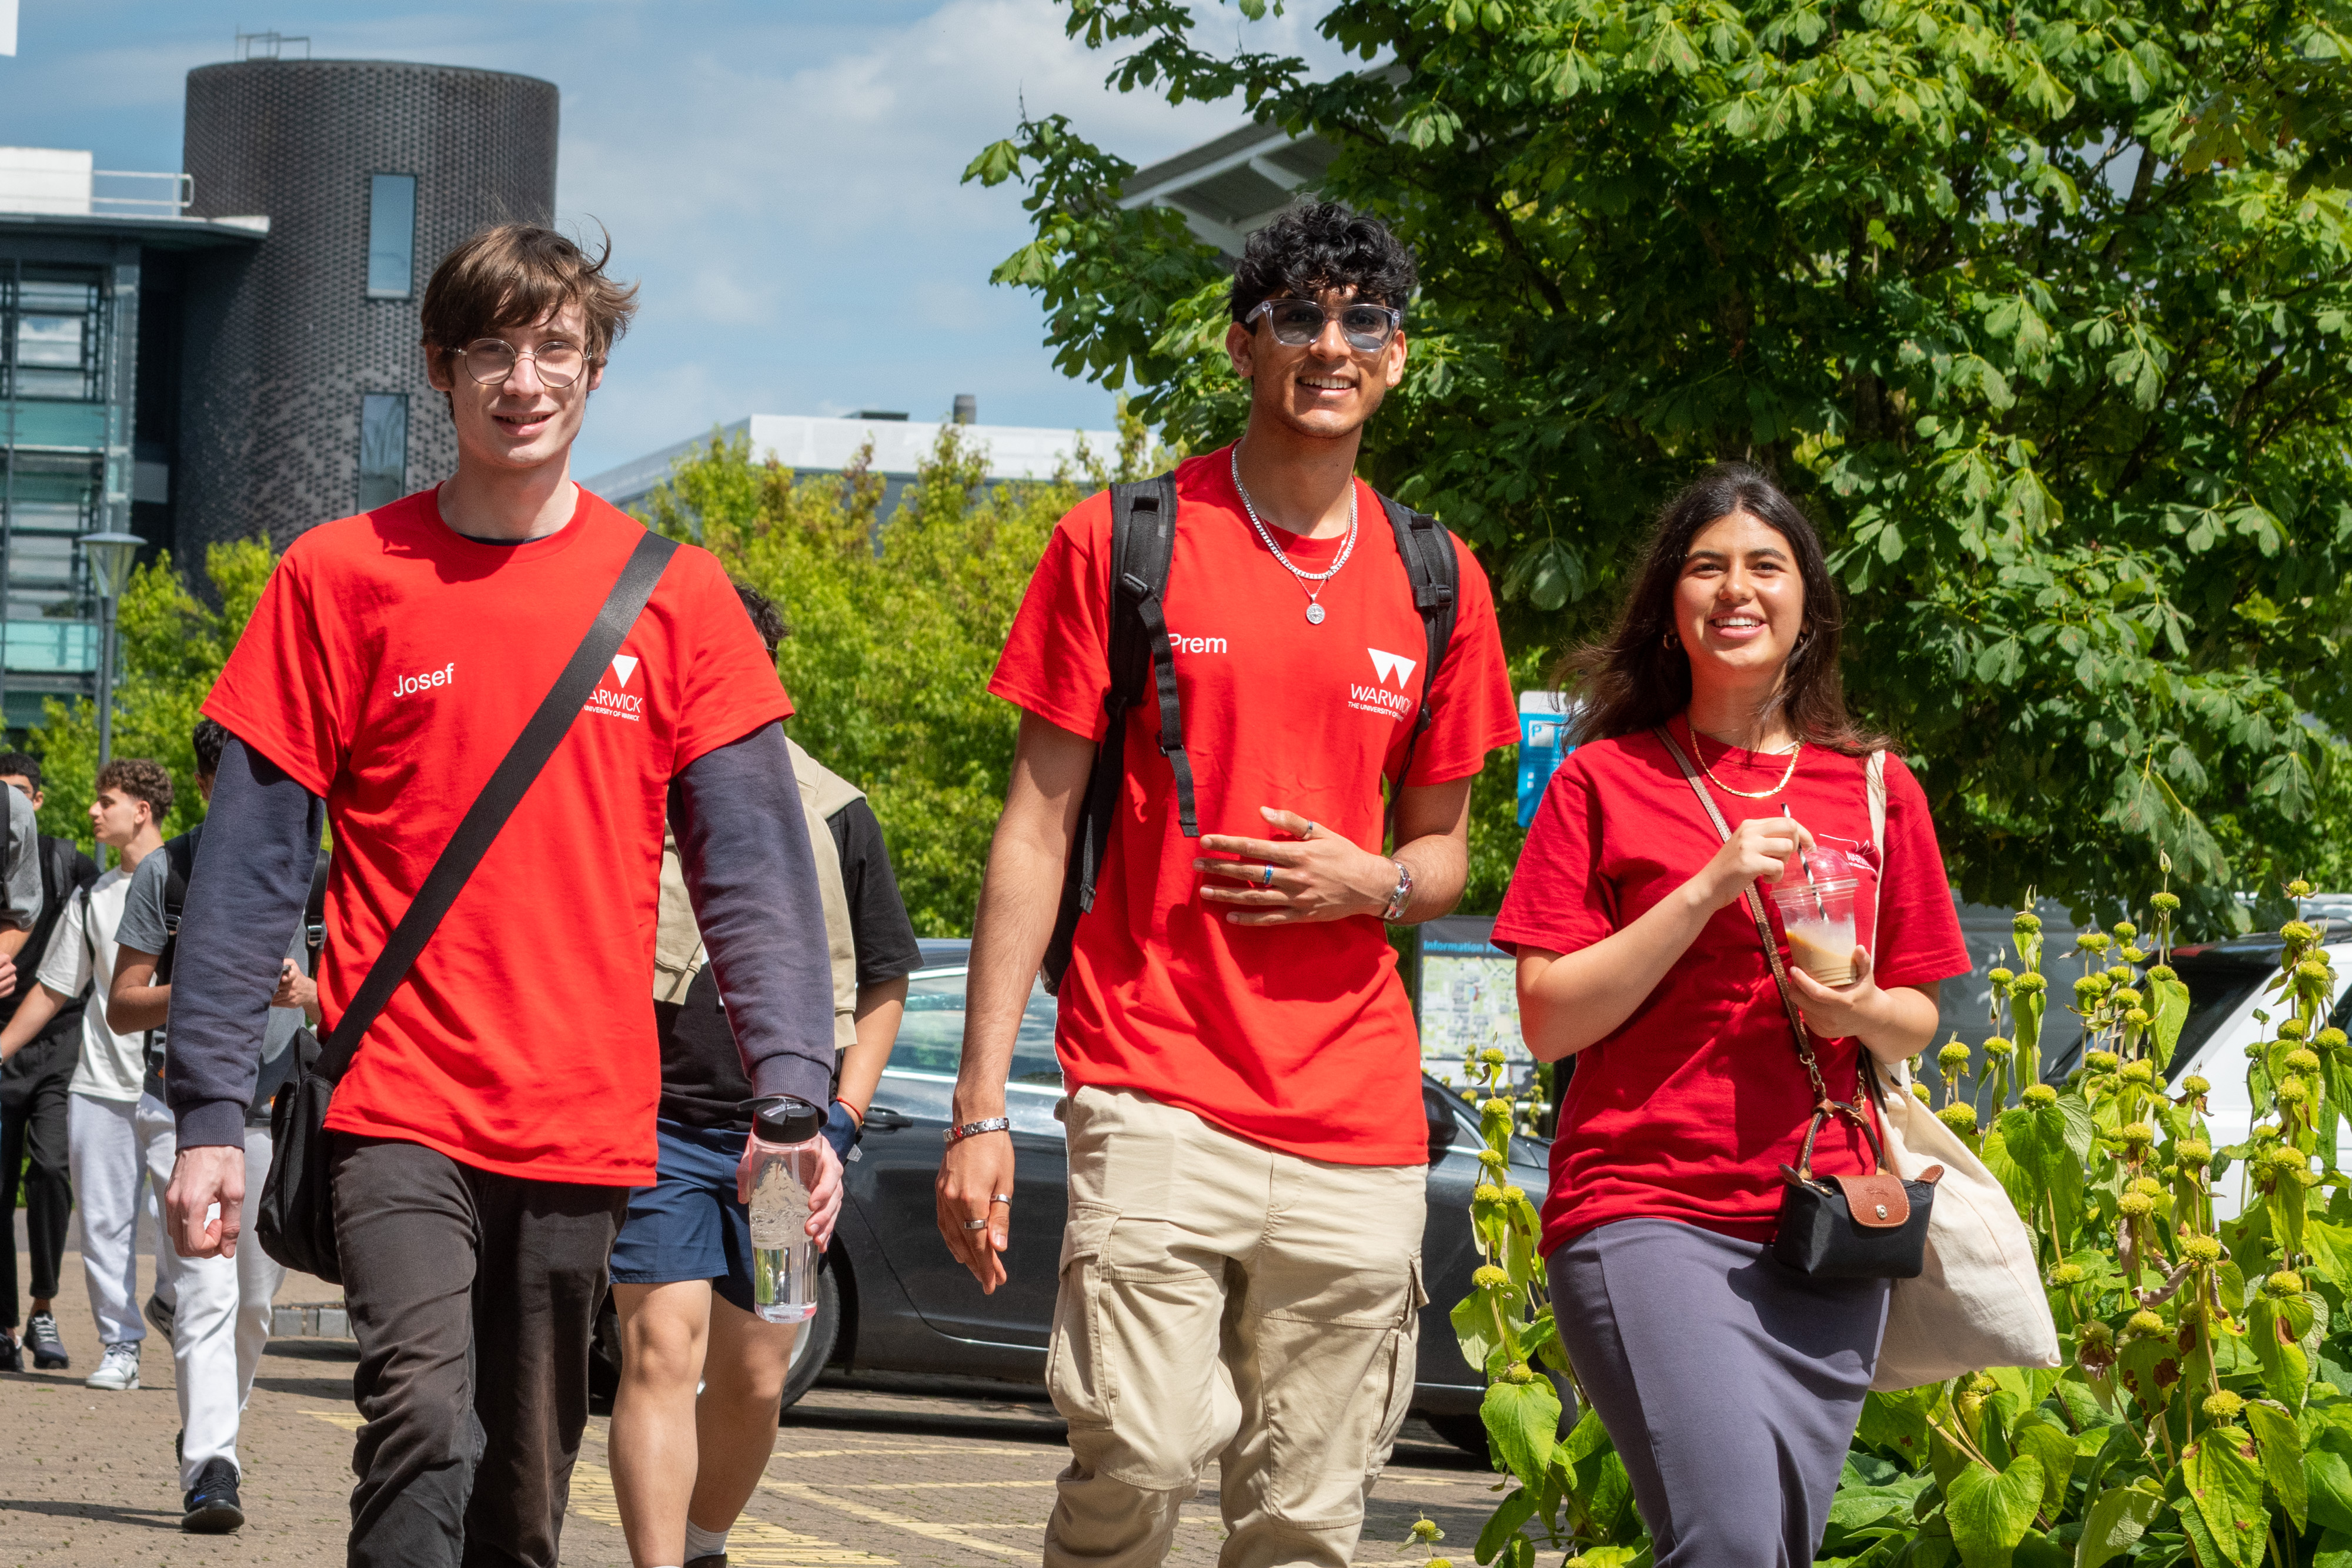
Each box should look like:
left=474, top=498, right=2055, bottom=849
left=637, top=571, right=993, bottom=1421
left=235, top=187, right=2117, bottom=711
left=204, top=487, right=792, bottom=1185
left=1491, top=720, right=1971, bottom=1251
left=991, top=447, right=1519, bottom=1165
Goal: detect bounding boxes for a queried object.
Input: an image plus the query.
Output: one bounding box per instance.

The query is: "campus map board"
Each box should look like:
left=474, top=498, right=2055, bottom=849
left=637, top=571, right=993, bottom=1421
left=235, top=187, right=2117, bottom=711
left=1417, top=916, right=1533, bottom=1090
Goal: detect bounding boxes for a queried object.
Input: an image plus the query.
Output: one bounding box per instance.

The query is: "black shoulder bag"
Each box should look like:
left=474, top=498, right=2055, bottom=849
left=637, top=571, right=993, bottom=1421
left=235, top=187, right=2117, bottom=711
left=256, top=530, right=679, bottom=1282
left=1039, top=475, right=1459, bottom=993
left=1652, top=725, right=1941, bottom=1279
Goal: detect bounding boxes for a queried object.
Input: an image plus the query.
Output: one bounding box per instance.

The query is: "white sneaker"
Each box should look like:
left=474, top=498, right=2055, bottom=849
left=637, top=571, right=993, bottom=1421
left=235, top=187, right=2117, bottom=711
left=85, top=1342, right=139, bottom=1390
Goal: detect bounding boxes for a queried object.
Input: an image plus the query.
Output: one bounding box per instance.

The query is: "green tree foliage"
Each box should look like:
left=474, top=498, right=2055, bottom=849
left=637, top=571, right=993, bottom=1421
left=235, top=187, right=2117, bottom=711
left=967, top=0, right=2352, bottom=925
left=637, top=422, right=1151, bottom=934
left=24, top=540, right=278, bottom=848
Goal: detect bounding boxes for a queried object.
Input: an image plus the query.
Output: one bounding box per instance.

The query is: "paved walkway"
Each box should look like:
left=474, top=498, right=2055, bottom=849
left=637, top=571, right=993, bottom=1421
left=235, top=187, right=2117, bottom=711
left=1, top=1243, right=1491, bottom=1565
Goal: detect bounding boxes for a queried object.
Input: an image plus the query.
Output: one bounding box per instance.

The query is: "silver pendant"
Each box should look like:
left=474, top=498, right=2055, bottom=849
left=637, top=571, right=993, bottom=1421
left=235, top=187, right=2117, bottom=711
left=1305, top=601, right=1326, bottom=625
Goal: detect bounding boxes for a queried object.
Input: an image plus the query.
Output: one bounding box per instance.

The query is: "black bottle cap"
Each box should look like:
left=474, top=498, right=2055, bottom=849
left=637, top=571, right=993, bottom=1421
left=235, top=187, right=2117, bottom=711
left=755, top=1096, right=823, bottom=1144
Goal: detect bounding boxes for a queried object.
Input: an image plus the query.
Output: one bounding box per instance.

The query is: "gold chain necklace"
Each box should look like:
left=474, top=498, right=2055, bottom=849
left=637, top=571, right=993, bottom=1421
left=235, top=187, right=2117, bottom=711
left=1690, top=726, right=1802, bottom=799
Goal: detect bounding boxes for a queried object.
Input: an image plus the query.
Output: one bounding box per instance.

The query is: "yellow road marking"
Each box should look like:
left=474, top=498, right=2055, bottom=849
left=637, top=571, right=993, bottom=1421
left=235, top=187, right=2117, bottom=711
left=303, top=1408, right=365, bottom=1432
left=772, top=1443, right=1051, bottom=1459
left=822, top=1481, right=1057, bottom=1490
left=572, top=1459, right=894, bottom=1566
left=760, top=1478, right=1034, bottom=1559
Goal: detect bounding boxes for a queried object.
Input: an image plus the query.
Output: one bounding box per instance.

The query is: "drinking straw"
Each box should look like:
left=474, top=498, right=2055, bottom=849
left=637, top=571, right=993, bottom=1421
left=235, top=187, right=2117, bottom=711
left=1780, top=801, right=1825, bottom=920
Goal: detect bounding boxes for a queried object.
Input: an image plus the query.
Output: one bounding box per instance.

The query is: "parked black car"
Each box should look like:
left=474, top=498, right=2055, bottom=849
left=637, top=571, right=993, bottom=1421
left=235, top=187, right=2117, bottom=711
left=592, top=941, right=1546, bottom=1457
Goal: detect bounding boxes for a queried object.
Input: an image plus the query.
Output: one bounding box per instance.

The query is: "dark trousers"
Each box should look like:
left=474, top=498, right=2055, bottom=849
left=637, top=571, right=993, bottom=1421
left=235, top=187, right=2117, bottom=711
left=330, top=1133, right=627, bottom=1568
left=0, top=1033, right=75, bottom=1327
left=1548, top=1219, right=1889, bottom=1568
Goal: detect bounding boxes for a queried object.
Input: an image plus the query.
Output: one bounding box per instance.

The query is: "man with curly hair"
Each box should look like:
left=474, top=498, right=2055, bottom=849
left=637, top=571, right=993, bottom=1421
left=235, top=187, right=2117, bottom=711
left=0, top=757, right=171, bottom=1396
left=938, top=201, right=1521, bottom=1568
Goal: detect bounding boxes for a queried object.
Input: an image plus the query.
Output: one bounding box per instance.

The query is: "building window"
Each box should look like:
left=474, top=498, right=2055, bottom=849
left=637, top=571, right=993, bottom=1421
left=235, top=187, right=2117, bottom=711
left=366, top=173, right=416, bottom=299
left=358, top=394, right=408, bottom=511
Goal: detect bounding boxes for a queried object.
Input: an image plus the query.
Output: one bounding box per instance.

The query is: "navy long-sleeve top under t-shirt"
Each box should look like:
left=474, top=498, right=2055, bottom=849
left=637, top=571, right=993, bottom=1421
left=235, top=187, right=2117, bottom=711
left=164, top=492, right=836, bottom=1183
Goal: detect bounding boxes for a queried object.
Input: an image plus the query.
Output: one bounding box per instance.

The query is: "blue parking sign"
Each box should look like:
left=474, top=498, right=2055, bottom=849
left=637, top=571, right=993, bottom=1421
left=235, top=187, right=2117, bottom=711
left=1517, top=691, right=1573, bottom=827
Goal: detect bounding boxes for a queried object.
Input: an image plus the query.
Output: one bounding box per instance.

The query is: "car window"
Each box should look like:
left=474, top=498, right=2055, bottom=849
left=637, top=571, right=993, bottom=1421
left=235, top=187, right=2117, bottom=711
left=889, top=969, right=1063, bottom=1086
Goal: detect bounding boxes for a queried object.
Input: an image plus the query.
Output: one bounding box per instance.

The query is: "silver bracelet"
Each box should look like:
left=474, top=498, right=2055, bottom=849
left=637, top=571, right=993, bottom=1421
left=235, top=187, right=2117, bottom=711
left=943, top=1116, right=1012, bottom=1146
left=1381, top=859, right=1414, bottom=922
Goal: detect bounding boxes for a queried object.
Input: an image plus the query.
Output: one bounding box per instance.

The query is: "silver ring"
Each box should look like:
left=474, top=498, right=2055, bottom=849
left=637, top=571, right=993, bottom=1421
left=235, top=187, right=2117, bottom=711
left=961, top=1218, right=988, bottom=1231
left=1259, top=863, right=1275, bottom=887
left=1303, top=820, right=1318, bottom=837
left=990, top=1193, right=1013, bottom=1205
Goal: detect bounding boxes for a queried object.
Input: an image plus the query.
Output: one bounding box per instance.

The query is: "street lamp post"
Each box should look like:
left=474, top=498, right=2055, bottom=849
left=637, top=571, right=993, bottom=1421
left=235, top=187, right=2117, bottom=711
left=79, top=531, right=142, bottom=771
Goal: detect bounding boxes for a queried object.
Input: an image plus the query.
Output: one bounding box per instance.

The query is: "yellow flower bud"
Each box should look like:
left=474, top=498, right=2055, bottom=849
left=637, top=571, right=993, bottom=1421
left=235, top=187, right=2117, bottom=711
left=2265, top=1271, right=2307, bottom=1298
left=2202, top=1390, right=2245, bottom=1423
left=2127, top=1309, right=2166, bottom=1336
left=2118, top=1192, right=2157, bottom=1218
left=2022, top=1084, right=2058, bottom=1107
left=2182, top=1236, right=2224, bottom=1263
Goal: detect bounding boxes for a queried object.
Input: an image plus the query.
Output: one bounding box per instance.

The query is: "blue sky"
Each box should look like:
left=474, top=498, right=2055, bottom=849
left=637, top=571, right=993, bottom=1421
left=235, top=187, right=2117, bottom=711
left=0, top=1, right=1341, bottom=479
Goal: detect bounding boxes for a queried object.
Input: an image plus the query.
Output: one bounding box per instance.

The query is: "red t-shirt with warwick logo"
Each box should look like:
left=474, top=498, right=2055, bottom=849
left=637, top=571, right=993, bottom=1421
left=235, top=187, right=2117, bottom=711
left=990, top=445, right=1519, bottom=1166
left=1491, top=721, right=1972, bottom=1252
left=203, top=487, right=791, bottom=1185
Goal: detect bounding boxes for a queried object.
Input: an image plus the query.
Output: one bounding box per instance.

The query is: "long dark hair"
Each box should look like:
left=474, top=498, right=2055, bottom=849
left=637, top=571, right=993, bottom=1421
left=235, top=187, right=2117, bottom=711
left=1562, top=463, right=1886, bottom=755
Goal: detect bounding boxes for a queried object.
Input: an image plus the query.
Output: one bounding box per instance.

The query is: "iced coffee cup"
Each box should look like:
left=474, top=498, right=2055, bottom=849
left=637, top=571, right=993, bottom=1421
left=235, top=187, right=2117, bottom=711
left=1770, top=848, right=1860, bottom=986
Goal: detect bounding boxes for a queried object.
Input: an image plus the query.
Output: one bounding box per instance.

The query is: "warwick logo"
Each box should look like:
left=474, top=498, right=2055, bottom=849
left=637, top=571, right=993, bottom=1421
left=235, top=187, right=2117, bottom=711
left=586, top=651, right=645, bottom=721
left=1348, top=647, right=1417, bottom=723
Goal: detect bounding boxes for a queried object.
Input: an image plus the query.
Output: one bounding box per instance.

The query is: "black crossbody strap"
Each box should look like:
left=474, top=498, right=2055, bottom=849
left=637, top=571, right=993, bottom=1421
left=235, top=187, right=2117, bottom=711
left=1652, top=724, right=1885, bottom=1173
left=317, top=529, right=679, bottom=1079
left=1377, top=493, right=1459, bottom=842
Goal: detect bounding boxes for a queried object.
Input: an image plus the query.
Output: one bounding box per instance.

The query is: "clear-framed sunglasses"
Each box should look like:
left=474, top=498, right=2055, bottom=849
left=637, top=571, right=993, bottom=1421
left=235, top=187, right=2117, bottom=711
left=457, top=337, right=587, bottom=388
left=1244, top=297, right=1404, bottom=353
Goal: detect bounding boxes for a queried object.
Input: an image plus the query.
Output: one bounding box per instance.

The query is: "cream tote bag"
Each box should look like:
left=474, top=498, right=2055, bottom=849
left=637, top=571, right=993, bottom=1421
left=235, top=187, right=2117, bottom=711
left=1862, top=751, right=2062, bottom=1390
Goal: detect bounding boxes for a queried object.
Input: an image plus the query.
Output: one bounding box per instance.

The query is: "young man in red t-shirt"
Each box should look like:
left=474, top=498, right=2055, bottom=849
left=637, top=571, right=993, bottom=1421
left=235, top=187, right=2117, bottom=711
left=937, top=202, right=1518, bottom=1568
left=158, top=226, right=843, bottom=1568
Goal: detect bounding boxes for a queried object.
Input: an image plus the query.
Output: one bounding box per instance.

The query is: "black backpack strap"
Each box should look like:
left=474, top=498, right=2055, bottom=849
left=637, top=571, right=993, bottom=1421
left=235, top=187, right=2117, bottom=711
left=1377, top=492, right=1460, bottom=838
left=305, top=849, right=330, bottom=961
left=151, top=825, right=202, bottom=992
left=317, top=529, right=679, bottom=1080
left=1043, top=474, right=1182, bottom=994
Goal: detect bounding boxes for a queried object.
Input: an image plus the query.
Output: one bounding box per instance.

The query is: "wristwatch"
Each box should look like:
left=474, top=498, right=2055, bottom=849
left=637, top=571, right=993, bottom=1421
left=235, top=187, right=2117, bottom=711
left=944, top=1116, right=1013, bottom=1146
left=1381, top=859, right=1414, bottom=922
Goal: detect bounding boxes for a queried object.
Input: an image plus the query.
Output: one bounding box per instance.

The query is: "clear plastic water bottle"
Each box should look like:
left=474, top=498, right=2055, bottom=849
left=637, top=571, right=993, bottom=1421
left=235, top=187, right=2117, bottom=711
left=746, top=1098, right=824, bottom=1324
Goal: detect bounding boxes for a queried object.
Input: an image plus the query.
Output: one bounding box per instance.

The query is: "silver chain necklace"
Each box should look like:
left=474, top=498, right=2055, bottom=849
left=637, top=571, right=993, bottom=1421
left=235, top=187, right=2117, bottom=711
left=1231, top=444, right=1357, bottom=625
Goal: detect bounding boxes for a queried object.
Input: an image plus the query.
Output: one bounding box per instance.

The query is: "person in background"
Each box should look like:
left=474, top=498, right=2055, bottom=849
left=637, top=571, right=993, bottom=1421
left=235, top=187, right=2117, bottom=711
left=612, top=581, right=921, bottom=1568
left=0, top=759, right=169, bottom=1393
left=106, top=717, right=319, bottom=1532
left=0, top=751, right=95, bottom=1372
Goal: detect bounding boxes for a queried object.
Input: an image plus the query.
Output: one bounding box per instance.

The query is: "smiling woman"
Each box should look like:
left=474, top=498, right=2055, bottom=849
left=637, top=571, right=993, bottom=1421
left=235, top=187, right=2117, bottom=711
left=1491, top=463, right=1977, bottom=1566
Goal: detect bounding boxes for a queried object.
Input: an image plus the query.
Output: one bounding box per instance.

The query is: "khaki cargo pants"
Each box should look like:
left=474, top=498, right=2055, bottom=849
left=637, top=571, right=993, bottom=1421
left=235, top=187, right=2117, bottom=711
left=1044, top=1086, right=1427, bottom=1568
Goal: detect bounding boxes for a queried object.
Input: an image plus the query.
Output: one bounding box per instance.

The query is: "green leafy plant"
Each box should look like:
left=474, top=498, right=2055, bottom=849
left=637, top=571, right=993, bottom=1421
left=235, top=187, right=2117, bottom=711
left=1455, top=871, right=2352, bottom=1565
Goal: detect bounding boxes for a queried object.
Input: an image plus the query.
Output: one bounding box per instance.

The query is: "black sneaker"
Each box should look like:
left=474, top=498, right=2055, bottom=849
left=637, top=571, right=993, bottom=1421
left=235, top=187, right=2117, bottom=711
left=25, top=1310, right=68, bottom=1369
left=182, top=1457, right=245, bottom=1534
left=686, top=1556, right=728, bottom=1567
left=0, top=1332, right=19, bottom=1373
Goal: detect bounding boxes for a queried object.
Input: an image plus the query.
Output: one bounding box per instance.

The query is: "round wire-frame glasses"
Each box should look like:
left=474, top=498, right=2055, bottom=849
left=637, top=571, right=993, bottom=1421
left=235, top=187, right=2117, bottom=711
left=457, top=337, right=587, bottom=389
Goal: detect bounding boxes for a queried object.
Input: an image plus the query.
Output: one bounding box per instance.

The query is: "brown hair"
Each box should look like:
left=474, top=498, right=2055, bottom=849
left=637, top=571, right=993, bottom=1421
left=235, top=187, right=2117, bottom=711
left=1562, top=463, right=1886, bottom=755
left=96, top=757, right=173, bottom=822
left=419, top=223, right=639, bottom=377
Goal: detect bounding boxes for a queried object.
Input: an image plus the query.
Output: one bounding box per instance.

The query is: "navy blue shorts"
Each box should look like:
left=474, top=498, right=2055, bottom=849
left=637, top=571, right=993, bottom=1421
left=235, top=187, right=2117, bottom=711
left=609, top=1118, right=757, bottom=1315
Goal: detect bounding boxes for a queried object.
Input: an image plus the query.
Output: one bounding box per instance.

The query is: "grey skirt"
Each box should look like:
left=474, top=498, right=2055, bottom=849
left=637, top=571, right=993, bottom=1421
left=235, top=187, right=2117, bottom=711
left=1546, top=1217, right=1890, bottom=1568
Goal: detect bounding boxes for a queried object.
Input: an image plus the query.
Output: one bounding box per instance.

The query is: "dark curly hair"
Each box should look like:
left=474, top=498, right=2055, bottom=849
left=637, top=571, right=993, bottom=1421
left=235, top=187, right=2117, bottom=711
left=734, top=581, right=787, bottom=659
left=192, top=717, right=231, bottom=780
left=1563, top=463, right=1887, bottom=755
left=1229, top=201, right=1418, bottom=323
left=96, top=757, right=173, bottom=823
